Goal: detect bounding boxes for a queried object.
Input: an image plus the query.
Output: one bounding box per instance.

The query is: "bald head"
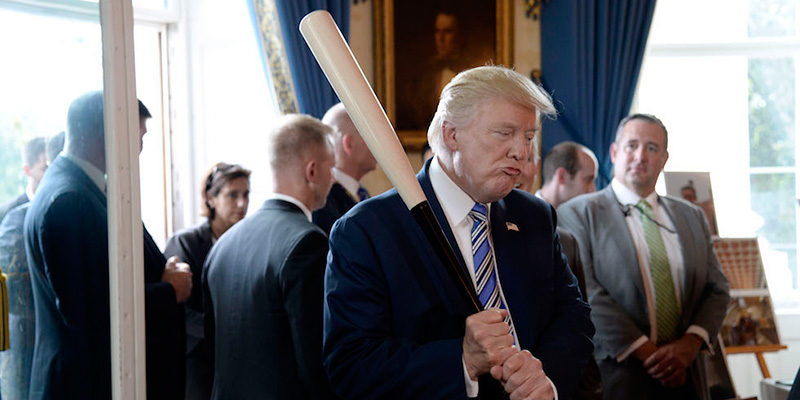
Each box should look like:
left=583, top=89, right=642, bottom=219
left=322, top=103, right=377, bottom=181
left=65, top=91, right=106, bottom=171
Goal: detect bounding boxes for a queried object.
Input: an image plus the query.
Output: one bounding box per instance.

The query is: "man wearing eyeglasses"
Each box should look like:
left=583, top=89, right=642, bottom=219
left=558, top=114, right=730, bottom=400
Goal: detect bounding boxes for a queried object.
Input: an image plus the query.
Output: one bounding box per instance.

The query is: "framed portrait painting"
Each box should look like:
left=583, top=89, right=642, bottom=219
left=373, top=0, right=514, bottom=149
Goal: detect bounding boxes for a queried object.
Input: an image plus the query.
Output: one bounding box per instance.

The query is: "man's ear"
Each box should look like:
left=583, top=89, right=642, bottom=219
left=22, top=165, right=32, bottom=178
left=609, top=142, right=618, bottom=165
left=555, top=167, right=568, bottom=184
left=304, top=159, right=317, bottom=183
left=341, top=133, right=353, bottom=156
left=442, top=121, right=458, bottom=151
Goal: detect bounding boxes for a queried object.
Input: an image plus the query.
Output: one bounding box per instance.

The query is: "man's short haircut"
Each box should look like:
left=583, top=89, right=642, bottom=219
left=541, top=142, right=585, bottom=185
left=46, top=132, right=66, bottom=163
left=66, top=91, right=105, bottom=149
left=139, top=100, right=152, bottom=120
left=615, top=113, right=669, bottom=150
left=427, top=65, right=557, bottom=155
left=23, top=137, right=46, bottom=167
left=267, top=114, right=334, bottom=171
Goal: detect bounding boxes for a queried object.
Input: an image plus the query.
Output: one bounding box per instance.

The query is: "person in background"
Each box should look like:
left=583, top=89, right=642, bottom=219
left=0, top=132, right=64, bottom=400
left=537, top=141, right=598, bottom=208
left=312, top=103, right=377, bottom=236
left=515, top=145, right=604, bottom=400
left=25, top=92, right=191, bottom=399
left=203, top=114, right=337, bottom=399
left=0, top=137, right=47, bottom=224
left=164, top=162, right=250, bottom=400
left=559, top=114, right=730, bottom=400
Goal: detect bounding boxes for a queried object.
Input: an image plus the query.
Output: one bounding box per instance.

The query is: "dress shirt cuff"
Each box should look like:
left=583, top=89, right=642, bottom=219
left=548, top=376, right=559, bottom=400
left=616, top=335, right=649, bottom=362
left=463, top=355, right=479, bottom=397
left=686, top=325, right=712, bottom=353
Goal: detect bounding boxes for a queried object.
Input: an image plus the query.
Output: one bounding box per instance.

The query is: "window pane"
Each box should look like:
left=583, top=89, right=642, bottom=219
left=648, top=0, right=749, bottom=44
left=748, top=0, right=796, bottom=38
left=0, top=4, right=108, bottom=398
left=749, top=58, right=795, bottom=168
left=750, top=173, right=797, bottom=291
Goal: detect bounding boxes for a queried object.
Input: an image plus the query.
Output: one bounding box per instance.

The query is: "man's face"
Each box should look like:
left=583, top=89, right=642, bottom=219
left=610, top=119, right=669, bottom=197
left=347, top=130, right=378, bottom=176
left=448, top=98, right=537, bottom=203
left=311, top=148, right=337, bottom=211
left=27, top=152, right=48, bottom=189
left=559, top=150, right=597, bottom=201
left=435, top=13, right=459, bottom=59
left=681, top=188, right=697, bottom=203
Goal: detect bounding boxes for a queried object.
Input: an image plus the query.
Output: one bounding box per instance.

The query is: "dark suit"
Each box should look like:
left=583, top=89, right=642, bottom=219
left=557, top=227, right=603, bottom=400
left=0, top=193, right=28, bottom=224
left=165, top=220, right=214, bottom=400
left=0, top=203, right=36, bottom=399
left=323, top=163, right=594, bottom=399
left=203, top=199, right=336, bottom=400
left=312, top=182, right=357, bottom=236
left=558, top=186, right=730, bottom=400
left=24, top=156, right=184, bottom=400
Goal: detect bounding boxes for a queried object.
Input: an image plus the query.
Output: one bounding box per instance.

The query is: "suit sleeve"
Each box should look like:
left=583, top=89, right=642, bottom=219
left=323, top=217, right=466, bottom=400
left=558, top=202, right=650, bottom=359
left=280, top=231, right=337, bottom=400
left=533, top=207, right=595, bottom=399
left=686, top=206, right=730, bottom=341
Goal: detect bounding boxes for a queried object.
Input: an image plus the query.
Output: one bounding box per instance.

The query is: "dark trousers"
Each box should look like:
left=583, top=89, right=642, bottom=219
left=598, top=356, right=700, bottom=400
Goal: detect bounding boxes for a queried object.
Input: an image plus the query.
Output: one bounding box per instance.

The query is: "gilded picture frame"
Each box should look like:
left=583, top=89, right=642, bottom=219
left=373, top=0, right=514, bottom=149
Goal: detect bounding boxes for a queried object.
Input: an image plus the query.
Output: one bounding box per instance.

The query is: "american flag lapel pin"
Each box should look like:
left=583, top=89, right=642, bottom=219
left=506, top=222, right=519, bottom=232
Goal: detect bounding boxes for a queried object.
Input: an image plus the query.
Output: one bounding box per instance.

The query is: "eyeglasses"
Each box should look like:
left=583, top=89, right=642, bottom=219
left=205, top=163, right=236, bottom=193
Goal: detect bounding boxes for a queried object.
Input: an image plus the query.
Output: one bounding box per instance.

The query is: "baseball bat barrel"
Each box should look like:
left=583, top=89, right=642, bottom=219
left=299, top=10, right=481, bottom=312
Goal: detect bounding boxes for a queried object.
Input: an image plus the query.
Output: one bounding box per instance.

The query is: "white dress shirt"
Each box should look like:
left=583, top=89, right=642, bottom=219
left=429, top=157, right=556, bottom=399
left=270, top=193, right=312, bottom=222
left=611, top=179, right=710, bottom=361
left=332, top=168, right=361, bottom=202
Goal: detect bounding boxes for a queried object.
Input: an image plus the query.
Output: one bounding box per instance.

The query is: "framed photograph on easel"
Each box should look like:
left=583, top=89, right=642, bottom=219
left=664, top=171, right=719, bottom=236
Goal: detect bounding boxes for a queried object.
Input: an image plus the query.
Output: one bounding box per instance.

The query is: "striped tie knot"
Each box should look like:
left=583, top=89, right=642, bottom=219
left=637, top=199, right=654, bottom=217
left=469, top=203, right=488, bottom=222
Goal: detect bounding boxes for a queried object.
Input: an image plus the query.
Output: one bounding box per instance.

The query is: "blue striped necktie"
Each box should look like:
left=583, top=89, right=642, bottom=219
left=356, top=185, right=370, bottom=201
left=469, top=203, right=515, bottom=338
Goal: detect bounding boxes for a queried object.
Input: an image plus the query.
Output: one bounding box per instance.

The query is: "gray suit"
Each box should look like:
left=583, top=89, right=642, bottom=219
left=558, top=186, right=730, bottom=400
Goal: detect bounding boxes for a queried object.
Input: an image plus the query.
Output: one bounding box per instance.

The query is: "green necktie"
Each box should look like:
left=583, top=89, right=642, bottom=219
left=637, top=200, right=680, bottom=344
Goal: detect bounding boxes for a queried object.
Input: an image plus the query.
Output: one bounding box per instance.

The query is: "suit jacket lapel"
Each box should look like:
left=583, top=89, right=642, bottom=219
left=418, top=163, right=469, bottom=277
left=599, top=187, right=647, bottom=300
left=489, top=199, right=531, bottom=344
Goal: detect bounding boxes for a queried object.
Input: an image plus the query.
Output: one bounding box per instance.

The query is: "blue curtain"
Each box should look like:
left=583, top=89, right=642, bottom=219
left=249, top=0, right=350, bottom=118
left=540, top=0, right=656, bottom=188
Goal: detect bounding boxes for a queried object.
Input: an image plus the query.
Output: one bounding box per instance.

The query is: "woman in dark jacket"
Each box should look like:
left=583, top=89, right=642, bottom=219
left=165, top=162, right=250, bottom=400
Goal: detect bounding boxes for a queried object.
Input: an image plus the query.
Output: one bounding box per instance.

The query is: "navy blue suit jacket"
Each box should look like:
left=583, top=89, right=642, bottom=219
left=323, top=161, right=594, bottom=399
left=24, top=156, right=184, bottom=400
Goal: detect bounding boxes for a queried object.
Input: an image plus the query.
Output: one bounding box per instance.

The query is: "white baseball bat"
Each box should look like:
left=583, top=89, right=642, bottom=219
left=299, top=10, right=481, bottom=312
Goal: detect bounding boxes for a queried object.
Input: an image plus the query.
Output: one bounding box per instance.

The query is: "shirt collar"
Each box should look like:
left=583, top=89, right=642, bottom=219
left=429, top=156, right=487, bottom=227
left=332, top=167, right=360, bottom=200
left=270, top=193, right=312, bottom=222
left=611, top=178, right=660, bottom=211
left=26, top=185, right=36, bottom=202
left=63, top=153, right=106, bottom=194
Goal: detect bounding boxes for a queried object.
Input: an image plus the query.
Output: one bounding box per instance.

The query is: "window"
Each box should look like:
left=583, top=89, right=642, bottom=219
left=636, top=0, right=800, bottom=312
left=0, top=0, right=174, bottom=247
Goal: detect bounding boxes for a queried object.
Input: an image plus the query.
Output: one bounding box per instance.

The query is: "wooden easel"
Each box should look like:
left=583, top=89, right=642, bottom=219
left=726, top=344, right=788, bottom=378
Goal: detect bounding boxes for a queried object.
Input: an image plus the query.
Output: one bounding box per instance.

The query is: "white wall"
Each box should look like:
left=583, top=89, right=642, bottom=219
left=169, top=0, right=275, bottom=233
